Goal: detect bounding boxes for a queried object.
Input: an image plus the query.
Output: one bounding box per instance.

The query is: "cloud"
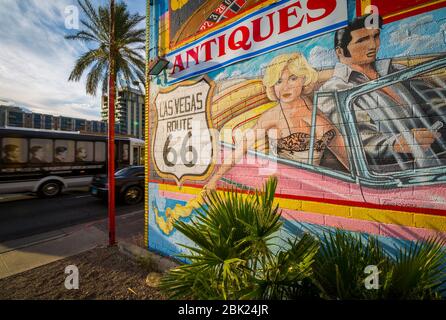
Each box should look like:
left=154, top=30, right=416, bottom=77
left=308, top=46, right=337, bottom=69
left=0, top=99, right=19, bottom=108
left=386, top=14, right=446, bottom=56
left=214, top=70, right=229, bottom=81
left=231, top=70, right=242, bottom=78
left=0, top=0, right=145, bottom=121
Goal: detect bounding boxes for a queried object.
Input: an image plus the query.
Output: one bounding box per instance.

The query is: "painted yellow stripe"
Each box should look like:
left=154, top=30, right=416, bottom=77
left=155, top=183, right=446, bottom=232
left=360, top=0, right=372, bottom=15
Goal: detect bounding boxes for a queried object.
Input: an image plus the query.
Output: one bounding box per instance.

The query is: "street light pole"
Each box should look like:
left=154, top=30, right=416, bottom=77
left=108, top=0, right=116, bottom=246
left=144, top=0, right=151, bottom=249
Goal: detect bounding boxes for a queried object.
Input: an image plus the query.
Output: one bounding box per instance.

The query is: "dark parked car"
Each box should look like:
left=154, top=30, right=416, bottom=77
left=90, top=166, right=145, bottom=205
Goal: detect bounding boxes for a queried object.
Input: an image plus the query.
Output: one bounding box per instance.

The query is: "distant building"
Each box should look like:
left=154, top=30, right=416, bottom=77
left=102, top=86, right=145, bottom=139
left=0, top=105, right=107, bottom=134
left=0, top=106, right=29, bottom=128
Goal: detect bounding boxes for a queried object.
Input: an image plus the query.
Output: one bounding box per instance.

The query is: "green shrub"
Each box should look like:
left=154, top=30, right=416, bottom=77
left=159, top=177, right=446, bottom=300
left=160, top=177, right=319, bottom=299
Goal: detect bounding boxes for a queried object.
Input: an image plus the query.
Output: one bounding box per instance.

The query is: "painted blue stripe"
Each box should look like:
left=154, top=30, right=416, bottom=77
left=166, top=0, right=290, bottom=57
left=166, top=20, right=347, bottom=85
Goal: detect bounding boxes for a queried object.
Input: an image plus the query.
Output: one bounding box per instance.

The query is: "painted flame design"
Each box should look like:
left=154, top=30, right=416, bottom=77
left=153, top=195, right=204, bottom=235
left=170, top=0, right=190, bottom=11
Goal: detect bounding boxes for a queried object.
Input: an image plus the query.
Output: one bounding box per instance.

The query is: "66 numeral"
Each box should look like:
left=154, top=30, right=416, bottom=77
left=163, top=132, right=198, bottom=168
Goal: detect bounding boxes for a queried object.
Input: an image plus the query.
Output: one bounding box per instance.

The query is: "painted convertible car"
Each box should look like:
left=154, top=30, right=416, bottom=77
left=213, top=55, right=446, bottom=212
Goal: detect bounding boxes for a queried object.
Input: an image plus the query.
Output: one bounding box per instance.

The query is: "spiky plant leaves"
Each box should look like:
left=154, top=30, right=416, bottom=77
left=160, top=177, right=284, bottom=299
left=159, top=264, right=223, bottom=300
left=313, top=231, right=446, bottom=300
left=243, top=233, right=320, bottom=300
left=312, top=230, right=389, bottom=300
left=159, top=176, right=446, bottom=300
left=380, top=237, right=446, bottom=300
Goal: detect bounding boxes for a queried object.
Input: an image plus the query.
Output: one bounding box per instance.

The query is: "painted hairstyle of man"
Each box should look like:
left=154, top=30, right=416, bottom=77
left=334, top=14, right=383, bottom=57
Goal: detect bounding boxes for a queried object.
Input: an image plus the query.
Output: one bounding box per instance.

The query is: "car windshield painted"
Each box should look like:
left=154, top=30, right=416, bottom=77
left=320, top=55, right=446, bottom=184
left=351, top=66, right=446, bottom=174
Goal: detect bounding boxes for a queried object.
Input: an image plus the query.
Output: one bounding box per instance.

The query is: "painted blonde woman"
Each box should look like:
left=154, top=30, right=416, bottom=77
left=205, top=52, right=349, bottom=190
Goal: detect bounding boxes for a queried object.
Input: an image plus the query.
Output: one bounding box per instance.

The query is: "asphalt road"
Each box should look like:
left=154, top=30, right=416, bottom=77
left=0, top=189, right=144, bottom=242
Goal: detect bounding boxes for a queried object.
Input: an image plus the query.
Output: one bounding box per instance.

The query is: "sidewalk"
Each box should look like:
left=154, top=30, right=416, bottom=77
left=0, top=209, right=144, bottom=280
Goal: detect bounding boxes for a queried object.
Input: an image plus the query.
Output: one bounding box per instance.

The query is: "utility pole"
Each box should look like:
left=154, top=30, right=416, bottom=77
left=108, top=0, right=116, bottom=246
left=144, top=0, right=151, bottom=249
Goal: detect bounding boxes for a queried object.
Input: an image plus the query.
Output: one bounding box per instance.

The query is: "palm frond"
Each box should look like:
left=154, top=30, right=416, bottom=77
left=312, top=230, right=389, bottom=300
left=67, top=0, right=145, bottom=95
left=382, top=237, right=446, bottom=299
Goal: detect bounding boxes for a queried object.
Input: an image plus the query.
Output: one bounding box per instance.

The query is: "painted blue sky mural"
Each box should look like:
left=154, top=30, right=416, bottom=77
left=209, top=6, right=446, bottom=83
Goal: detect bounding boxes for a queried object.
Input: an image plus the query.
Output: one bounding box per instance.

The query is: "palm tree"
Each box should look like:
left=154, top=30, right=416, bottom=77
left=66, top=0, right=145, bottom=245
left=66, top=0, right=145, bottom=95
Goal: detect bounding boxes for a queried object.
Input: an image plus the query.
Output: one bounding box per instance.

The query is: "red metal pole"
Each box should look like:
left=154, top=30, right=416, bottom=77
left=108, top=0, right=116, bottom=246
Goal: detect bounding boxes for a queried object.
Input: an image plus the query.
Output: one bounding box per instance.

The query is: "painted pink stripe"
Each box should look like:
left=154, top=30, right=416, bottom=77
left=379, top=223, right=446, bottom=242
left=159, top=190, right=196, bottom=202
left=282, top=208, right=446, bottom=241
left=324, top=215, right=381, bottom=235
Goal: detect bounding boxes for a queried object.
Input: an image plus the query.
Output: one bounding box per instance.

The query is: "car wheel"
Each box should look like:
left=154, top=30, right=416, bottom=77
left=123, top=186, right=143, bottom=205
left=38, top=181, right=62, bottom=198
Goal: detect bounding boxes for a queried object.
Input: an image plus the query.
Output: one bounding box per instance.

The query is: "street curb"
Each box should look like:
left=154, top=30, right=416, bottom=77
left=117, top=242, right=180, bottom=273
left=0, top=230, right=68, bottom=255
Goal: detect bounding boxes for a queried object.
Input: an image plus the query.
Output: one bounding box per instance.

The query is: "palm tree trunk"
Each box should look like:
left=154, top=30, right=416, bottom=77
left=108, top=0, right=116, bottom=246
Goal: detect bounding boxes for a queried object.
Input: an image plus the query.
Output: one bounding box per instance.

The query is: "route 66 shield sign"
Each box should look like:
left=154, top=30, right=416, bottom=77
left=152, top=77, right=215, bottom=185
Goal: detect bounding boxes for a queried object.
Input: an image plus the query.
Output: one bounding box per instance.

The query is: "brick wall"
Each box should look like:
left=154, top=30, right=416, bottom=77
left=146, top=0, right=446, bottom=258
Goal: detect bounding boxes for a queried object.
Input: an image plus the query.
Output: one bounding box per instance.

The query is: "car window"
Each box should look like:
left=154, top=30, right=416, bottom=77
left=115, top=167, right=144, bottom=177
left=133, top=168, right=145, bottom=177
left=95, top=142, right=106, bottom=162
left=350, top=66, right=446, bottom=173
left=115, top=167, right=134, bottom=176
left=1, top=138, right=28, bottom=164
left=55, top=140, right=75, bottom=163
left=29, top=139, right=53, bottom=163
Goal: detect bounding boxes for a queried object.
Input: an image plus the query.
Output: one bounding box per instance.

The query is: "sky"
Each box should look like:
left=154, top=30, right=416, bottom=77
left=0, top=0, right=146, bottom=121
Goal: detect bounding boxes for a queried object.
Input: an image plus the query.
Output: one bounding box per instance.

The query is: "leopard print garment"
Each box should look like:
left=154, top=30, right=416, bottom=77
left=276, top=129, right=336, bottom=154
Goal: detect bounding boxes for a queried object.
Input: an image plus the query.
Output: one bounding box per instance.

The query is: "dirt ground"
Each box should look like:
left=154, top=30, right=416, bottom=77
left=0, top=246, right=167, bottom=300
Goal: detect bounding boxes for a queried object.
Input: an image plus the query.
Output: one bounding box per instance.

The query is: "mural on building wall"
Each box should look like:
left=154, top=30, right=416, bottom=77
left=149, top=0, right=446, bottom=254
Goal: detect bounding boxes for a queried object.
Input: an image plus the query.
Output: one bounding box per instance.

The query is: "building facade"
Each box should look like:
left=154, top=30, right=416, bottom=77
left=0, top=105, right=106, bottom=134
left=101, top=86, right=145, bottom=139
left=146, top=0, right=446, bottom=259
